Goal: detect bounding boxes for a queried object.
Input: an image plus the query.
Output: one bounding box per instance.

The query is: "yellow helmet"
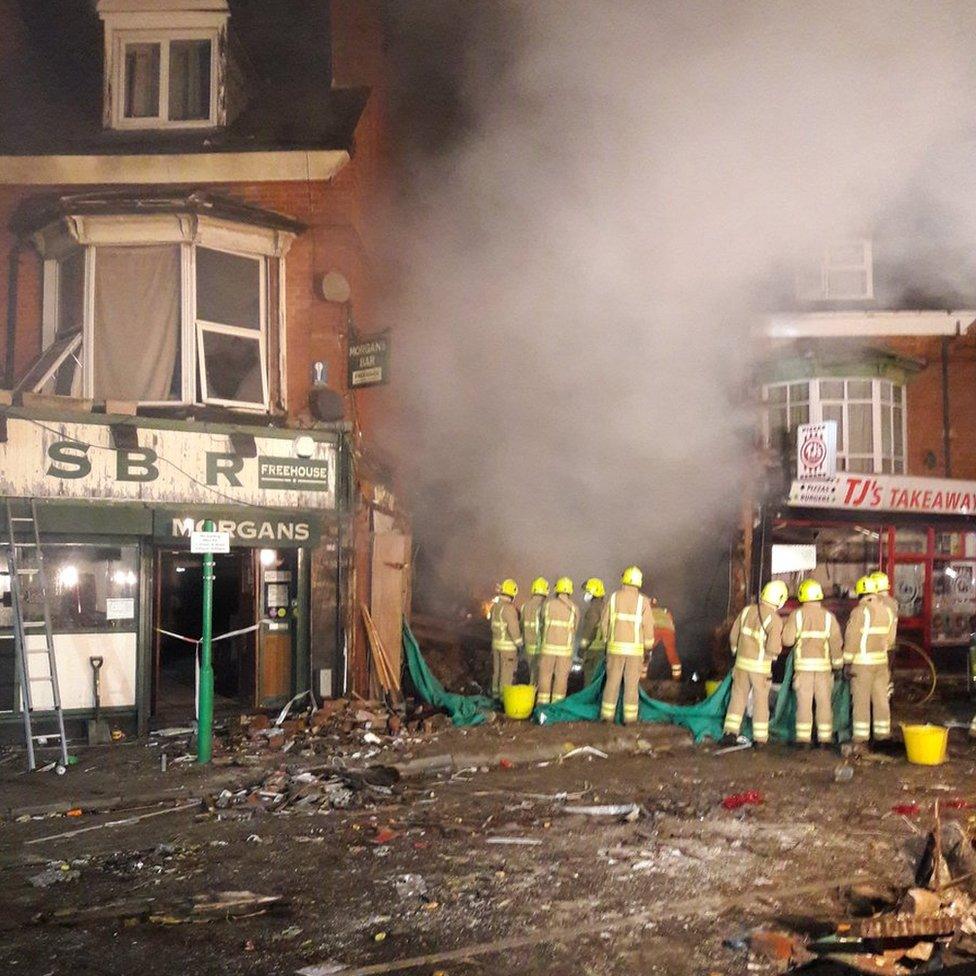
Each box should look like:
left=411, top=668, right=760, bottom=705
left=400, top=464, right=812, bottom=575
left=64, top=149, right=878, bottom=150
left=760, top=580, right=789, bottom=608
left=584, top=577, right=606, bottom=598
left=621, top=565, right=643, bottom=588
left=498, top=578, right=518, bottom=598
left=797, top=578, right=824, bottom=603
left=531, top=576, right=550, bottom=596
left=554, top=576, right=574, bottom=595
left=855, top=575, right=876, bottom=597
left=869, top=570, right=890, bottom=592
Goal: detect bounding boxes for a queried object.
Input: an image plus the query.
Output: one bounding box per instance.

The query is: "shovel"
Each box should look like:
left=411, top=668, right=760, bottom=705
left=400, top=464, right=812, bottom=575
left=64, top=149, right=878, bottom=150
left=87, top=656, right=112, bottom=745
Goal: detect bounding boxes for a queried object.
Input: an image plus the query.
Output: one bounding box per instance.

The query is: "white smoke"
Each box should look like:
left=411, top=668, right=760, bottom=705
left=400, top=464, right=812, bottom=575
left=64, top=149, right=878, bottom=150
left=378, top=0, right=976, bottom=644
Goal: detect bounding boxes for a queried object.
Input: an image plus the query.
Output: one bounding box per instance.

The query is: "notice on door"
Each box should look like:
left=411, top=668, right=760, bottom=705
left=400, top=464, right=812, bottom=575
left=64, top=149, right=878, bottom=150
left=191, top=530, right=231, bottom=554
left=105, top=597, right=135, bottom=620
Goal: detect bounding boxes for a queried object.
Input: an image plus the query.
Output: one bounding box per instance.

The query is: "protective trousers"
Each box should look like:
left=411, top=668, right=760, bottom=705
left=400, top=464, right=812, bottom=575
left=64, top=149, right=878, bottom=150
left=793, top=671, right=834, bottom=744
left=850, top=664, right=891, bottom=742
left=724, top=667, right=771, bottom=743
left=582, top=646, right=605, bottom=687
left=492, top=648, right=517, bottom=697
left=600, top=653, right=643, bottom=724
left=526, top=652, right=540, bottom=686
left=536, top=653, right=571, bottom=705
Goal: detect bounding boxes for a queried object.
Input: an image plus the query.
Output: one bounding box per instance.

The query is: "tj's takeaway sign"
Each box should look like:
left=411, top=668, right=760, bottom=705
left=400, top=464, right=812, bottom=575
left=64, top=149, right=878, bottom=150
left=0, top=417, right=337, bottom=509
left=790, top=473, right=976, bottom=518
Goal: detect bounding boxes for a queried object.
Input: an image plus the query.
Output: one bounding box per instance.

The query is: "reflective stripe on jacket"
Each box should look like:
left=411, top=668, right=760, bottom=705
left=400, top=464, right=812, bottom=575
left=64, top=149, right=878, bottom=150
left=606, top=590, right=650, bottom=656
left=843, top=597, right=893, bottom=666
left=731, top=602, right=783, bottom=676
left=785, top=605, right=842, bottom=672
left=540, top=594, right=578, bottom=656
left=490, top=597, right=522, bottom=652
left=520, top=594, right=545, bottom=656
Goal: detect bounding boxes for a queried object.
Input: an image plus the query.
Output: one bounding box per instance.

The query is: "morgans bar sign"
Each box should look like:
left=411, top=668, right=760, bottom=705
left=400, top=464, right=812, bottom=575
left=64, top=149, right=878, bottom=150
left=790, top=473, right=976, bottom=517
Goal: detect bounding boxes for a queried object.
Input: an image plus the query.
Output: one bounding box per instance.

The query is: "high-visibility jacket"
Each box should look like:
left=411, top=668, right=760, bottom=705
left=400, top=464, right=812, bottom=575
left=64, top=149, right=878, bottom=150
left=540, top=593, right=578, bottom=657
left=782, top=603, right=842, bottom=672
left=520, top=594, right=546, bottom=656
left=490, top=596, right=523, bottom=653
left=729, top=601, right=784, bottom=675
left=876, top=591, right=899, bottom=650
left=600, top=586, right=655, bottom=657
left=578, top=597, right=606, bottom=653
left=843, top=596, right=893, bottom=666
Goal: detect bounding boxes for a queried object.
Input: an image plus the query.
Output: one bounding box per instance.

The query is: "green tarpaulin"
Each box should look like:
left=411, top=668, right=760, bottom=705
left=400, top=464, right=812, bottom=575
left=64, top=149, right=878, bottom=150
left=403, top=623, right=495, bottom=726
left=403, top=624, right=853, bottom=742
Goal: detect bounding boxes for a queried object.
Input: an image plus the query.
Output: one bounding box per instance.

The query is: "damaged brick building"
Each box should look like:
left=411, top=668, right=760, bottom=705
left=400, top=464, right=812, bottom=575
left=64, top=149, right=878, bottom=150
left=0, top=0, right=408, bottom=737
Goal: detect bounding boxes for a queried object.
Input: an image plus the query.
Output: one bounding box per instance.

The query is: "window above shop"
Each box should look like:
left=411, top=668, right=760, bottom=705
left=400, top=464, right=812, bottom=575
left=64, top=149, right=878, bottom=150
left=21, top=197, right=301, bottom=413
left=763, top=377, right=906, bottom=474
left=98, top=0, right=228, bottom=130
left=796, top=239, right=874, bottom=302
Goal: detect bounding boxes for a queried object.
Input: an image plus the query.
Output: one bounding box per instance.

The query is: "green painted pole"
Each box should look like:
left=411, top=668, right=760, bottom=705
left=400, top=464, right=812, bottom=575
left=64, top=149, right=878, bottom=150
left=197, top=519, right=215, bottom=765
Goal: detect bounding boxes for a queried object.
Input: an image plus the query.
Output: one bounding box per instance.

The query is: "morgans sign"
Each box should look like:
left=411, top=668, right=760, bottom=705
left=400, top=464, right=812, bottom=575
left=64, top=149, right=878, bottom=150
left=0, top=416, right=338, bottom=510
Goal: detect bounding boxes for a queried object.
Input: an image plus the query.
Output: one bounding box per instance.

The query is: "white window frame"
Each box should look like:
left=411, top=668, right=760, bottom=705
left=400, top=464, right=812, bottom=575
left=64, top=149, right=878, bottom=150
left=762, top=377, right=907, bottom=475
left=796, top=239, right=874, bottom=302
left=32, top=216, right=290, bottom=413
left=110, top=27, right=219, bottom=129
left=194, top=247, right=270, bottom=411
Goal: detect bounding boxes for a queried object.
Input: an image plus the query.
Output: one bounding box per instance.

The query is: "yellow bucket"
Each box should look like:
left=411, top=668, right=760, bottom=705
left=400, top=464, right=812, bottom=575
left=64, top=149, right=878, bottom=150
left=502, top=684, right=537, bottom=720
left=902, top=724, right=949, bottom=766
left=704, top=679, right=722, bottom=698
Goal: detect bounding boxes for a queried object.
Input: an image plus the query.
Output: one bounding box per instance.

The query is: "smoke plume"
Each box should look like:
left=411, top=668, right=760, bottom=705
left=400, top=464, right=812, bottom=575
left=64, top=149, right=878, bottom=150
left=378, top=1, right=976, bottom=656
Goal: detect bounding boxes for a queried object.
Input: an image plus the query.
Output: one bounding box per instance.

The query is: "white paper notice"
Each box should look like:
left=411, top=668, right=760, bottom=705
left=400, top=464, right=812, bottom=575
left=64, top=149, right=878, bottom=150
left=105, top=597, right=135, bottom=620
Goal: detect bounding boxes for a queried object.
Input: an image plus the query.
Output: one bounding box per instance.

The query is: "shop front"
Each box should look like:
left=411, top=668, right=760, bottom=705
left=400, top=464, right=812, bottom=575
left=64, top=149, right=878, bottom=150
left=0, top=407, right=346, bottom=739
left=764, top=472, right=976, bottom=665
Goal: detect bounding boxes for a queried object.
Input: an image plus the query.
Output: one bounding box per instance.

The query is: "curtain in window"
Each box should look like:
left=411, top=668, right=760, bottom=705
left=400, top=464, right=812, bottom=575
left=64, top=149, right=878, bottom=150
left=169, top=40, right=211, bottom=121
left=124, top=43, right=160, bottom=118
left=93, top=246, right=181, bottom=402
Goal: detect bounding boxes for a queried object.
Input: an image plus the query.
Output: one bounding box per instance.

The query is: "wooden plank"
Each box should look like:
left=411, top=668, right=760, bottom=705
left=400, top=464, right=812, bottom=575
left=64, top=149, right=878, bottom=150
left=370, top=532, right=407, bottom=687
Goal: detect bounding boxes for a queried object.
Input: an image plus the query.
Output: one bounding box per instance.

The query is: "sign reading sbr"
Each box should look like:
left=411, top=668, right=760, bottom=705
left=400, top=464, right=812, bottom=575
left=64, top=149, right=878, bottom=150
left=46, top=441, right=330, bottom=492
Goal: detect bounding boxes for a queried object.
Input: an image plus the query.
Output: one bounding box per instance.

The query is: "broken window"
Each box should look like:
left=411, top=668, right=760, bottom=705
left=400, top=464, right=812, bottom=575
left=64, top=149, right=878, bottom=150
left=195, top=247, right=268, bottom=408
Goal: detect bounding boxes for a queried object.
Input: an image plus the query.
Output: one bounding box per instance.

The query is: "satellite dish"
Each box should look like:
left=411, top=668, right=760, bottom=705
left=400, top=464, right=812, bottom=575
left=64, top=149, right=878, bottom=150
left=318, top=270, right=351, bottom=304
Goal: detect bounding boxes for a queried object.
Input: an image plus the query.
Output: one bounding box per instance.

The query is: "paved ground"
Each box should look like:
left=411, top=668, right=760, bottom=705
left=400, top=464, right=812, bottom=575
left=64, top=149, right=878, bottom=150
left=1, top=689, right=975, bottom=976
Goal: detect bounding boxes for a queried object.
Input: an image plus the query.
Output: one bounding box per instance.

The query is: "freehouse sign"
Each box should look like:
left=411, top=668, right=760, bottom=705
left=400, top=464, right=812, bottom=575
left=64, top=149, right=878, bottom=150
left=0, top=417, right=337, bottom=509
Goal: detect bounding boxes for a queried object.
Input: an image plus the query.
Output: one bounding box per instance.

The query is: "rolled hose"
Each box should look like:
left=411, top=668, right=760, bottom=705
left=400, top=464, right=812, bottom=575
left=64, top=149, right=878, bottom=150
left=892, top=638, right=938, bottom=706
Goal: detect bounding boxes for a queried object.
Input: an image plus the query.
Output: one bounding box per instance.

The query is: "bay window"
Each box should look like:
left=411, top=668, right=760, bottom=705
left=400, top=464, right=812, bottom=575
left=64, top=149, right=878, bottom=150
left=26, top=209, right=295, bottom=412
left=763, top=378, right=906, bottom=474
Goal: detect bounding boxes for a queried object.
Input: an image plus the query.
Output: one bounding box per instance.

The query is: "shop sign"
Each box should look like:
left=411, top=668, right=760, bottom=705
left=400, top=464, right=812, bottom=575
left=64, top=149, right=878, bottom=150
left=154, top=509, right=320, bottom=547
left=790, top=473, right=976, bottom=517
left=257, top=457, right=330, bottom=491
left=796, top=422, right=837, bottom=480
left=348, top=334, right=389, bottom=388
left=0, top=416, right=337, bottom=509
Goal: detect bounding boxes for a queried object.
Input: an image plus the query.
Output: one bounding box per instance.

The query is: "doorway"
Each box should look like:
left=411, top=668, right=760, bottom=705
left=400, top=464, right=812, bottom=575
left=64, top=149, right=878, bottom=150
left=153, top=547, right=256, bottom=720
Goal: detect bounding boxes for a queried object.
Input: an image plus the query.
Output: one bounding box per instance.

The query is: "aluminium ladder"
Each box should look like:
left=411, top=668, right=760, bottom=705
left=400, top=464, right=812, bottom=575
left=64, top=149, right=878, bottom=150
left=5, top=499, right=69, bottom=771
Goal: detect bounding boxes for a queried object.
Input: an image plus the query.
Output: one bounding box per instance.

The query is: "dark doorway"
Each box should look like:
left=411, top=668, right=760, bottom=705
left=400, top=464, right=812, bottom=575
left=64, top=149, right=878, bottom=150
left=153, top=548, right=256, bottom=721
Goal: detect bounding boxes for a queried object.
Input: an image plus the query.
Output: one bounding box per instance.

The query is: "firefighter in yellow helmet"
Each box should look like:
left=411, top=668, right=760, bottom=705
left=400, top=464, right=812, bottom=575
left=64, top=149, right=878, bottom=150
left=843, top=574, right=895, bottom=751
left=578, top=577, right=607, bottom=686
left=489, top=578, right=523, bottom=697
left=520, top=577, right=549, bottom=685
left=721, top=580, right=787, bottom=747
left=598, top=566, right=655, bottom=724
left=781, top=578, right=842, bottom=748
left=536, top=576, right=578, bottom=705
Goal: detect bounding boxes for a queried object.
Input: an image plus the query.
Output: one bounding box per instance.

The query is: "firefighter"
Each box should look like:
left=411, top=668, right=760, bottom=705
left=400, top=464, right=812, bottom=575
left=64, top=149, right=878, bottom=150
left=520, top=577, right=549, bottom=684
left=870, top=570, right=899, bottom=650
left=651, top=600, right=682, bottom=680
left=721, top=580, right=788, bottom=747
left=578, top=577, right=607, bottom=685
left=781, top=578, right=842, bottom=748
left=489, top=578, right=523, bottom=697
left=598, top=566, right=656, bottom=724
left=536, top=576, right=578, bottom=705
left=843, top=574, right=895, bottom=751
